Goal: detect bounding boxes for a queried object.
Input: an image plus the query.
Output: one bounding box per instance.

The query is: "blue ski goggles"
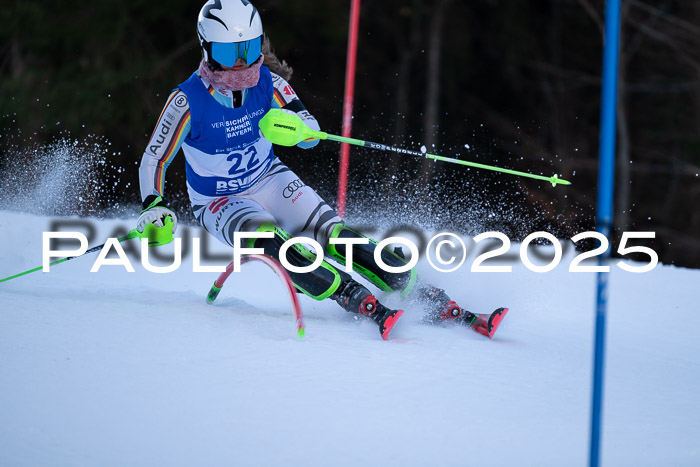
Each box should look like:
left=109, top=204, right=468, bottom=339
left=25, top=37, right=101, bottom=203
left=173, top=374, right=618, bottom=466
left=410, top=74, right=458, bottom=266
left=211, top=36, right=263, bottom=67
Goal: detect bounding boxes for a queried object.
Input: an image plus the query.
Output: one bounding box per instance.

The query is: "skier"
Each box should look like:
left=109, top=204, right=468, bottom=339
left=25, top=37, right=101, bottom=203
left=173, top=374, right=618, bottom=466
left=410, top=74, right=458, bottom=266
left=136, top=0, right=504, bottom=339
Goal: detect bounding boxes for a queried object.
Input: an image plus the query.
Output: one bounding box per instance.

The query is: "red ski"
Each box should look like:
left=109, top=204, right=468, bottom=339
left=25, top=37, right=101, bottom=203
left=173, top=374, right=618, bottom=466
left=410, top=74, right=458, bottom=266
left=466, top=307, right=509, bottom=339
left=377, top=309, right=404, bottom=340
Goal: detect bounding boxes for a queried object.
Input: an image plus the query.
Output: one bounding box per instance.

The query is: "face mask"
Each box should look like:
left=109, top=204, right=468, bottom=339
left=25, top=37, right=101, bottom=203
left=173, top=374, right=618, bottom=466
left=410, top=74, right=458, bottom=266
left=198, top=55, right=264, bottom=91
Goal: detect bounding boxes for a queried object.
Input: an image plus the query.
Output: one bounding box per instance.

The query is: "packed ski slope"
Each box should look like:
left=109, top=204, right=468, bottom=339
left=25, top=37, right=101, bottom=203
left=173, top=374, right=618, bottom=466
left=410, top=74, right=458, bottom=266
left=1, top=211, right=699, bottom=467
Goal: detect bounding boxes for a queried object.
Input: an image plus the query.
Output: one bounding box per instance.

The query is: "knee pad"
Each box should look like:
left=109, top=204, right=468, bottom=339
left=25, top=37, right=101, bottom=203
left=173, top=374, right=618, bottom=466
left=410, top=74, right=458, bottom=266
left=326, top=223, right=416, bottom=296
left=249, top=222, right=343, bottom=300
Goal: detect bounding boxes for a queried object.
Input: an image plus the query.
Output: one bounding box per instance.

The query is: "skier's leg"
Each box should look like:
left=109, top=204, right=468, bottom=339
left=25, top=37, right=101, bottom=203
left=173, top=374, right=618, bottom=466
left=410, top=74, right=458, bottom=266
left=196, top=164, right=406, bottom=338
left=325, top=223, right=417, bottom=295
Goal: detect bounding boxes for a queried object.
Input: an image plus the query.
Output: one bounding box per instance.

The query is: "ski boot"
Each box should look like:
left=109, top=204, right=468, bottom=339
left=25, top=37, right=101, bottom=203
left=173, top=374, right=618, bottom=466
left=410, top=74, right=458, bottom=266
left=415, top=285, right=508, bottom=339
left=416, top=286, right=463, bottom=323
left=332, top=279, right=404, bottom=340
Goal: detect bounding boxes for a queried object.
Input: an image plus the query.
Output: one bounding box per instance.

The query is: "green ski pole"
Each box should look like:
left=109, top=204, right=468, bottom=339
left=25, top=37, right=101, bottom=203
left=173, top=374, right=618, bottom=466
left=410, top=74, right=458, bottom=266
left=259, top=108, right=571, bottom=187
left=0, top=229, right=139, bottom=284
left=0, top=217, right=175, bottom=284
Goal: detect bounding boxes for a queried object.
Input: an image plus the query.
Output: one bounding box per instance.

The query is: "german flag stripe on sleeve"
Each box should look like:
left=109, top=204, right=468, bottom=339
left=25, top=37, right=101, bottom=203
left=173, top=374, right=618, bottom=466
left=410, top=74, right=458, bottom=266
left=273, top=89, right=285, bottom=108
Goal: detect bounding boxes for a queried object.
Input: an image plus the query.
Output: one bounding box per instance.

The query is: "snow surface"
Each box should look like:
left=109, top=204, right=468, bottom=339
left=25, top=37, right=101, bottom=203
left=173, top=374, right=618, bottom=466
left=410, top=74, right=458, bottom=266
left=1, top=211, right=699, bottom=466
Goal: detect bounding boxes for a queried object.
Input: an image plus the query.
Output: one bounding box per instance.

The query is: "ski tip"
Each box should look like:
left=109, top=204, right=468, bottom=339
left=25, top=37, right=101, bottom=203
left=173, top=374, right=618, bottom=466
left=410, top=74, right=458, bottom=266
left=470, top=307, right=509, bottom=339
left=486, top=307, right=508, bottom=338
left=380, top=309, right=404, bottom=340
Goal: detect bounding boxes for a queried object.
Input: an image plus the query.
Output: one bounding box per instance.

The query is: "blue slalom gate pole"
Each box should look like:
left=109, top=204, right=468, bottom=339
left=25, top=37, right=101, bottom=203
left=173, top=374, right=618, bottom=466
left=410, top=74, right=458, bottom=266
left=590, top=1, right=622, bottom=466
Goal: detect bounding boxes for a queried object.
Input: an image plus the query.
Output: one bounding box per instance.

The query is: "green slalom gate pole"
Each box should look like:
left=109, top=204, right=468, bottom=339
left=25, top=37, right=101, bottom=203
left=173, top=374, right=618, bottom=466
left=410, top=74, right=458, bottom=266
left=259, top=108, right=572, bottom=187
left=0, top=218, right=175, bottom=284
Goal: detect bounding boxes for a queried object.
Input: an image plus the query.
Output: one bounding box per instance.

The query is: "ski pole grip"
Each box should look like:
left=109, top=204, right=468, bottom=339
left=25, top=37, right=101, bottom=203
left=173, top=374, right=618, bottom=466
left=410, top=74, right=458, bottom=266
left=138, top=217, right=175, bottom=246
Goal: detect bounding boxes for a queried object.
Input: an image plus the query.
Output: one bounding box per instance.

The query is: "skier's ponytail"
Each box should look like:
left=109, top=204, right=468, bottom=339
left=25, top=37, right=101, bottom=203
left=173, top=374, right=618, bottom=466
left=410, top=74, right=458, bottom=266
left=262, top=37, right=293, bottom=82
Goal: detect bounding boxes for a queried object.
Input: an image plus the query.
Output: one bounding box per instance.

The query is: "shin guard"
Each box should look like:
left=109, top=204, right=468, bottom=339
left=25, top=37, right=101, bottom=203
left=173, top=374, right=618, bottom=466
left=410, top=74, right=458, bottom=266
left=248, top=223, right=342, bottom=300
left=326, top=223, right=416, bottom=297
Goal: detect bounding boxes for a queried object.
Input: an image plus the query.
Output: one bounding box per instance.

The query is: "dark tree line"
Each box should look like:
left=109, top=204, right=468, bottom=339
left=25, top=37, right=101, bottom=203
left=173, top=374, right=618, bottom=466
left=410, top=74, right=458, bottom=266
left=1, top=0, right=699, bottom=266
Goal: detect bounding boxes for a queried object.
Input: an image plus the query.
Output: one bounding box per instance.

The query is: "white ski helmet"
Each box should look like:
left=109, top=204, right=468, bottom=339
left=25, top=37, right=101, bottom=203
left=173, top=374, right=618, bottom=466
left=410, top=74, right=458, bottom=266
left=197, top=0, right=264, bottom=69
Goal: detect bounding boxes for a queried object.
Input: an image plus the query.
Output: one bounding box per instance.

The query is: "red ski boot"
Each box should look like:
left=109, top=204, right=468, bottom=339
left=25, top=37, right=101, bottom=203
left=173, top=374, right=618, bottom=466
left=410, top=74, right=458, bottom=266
left=332, top=280, right=404, bottom=340
left=416, top=285, right=508, bottom=339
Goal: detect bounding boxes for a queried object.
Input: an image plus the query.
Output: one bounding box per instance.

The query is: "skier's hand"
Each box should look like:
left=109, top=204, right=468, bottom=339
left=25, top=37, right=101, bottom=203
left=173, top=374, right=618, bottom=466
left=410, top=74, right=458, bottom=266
left=293, top=109, right=320, bottom=149
left=137, top=195, right=178, bottom=234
